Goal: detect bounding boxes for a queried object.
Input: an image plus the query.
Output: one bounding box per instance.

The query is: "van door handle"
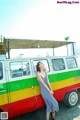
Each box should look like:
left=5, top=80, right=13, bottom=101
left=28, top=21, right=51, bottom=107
left=32, top=86, right=34, bottom=88
left=0, top=90, right=7, bottom=93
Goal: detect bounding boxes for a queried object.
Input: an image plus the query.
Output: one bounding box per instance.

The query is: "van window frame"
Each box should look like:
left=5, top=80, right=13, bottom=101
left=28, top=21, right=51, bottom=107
left=65, top=57, right=78, bottom=69
left=9, top=60, right=31, bottom=79
left=51, top=58, right=66, bottom=72
left=32, top=59, right=50, bottom=74
left=0, top=62, right=3, bottom=80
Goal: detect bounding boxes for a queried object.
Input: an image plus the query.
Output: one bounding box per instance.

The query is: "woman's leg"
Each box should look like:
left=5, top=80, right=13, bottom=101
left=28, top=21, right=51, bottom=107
left=52, top=111, right=55, bottom=118
left=46, top=112, right=50, bottom=120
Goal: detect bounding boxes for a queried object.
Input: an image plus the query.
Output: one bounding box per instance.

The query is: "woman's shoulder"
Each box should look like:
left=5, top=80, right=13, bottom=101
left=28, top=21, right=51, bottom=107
left=36, top=72, right=42, bottom=80
left=36, top=72, right=40, bottom=76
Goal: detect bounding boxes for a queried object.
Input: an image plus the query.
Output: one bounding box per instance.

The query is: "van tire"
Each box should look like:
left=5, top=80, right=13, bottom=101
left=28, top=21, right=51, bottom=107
left=64, top=90, right=79, bottom=107
left=0, top=109, right=3, bottom=120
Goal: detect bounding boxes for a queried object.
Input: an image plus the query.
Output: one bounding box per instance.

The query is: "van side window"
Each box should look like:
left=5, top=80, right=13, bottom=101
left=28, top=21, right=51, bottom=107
left=0, top=62, right=3, bottom=80
left=66, top=57, right=77, bottom=69
left=33, top=59, right=50, bottom=73
left=10, top=62, right=30, bottom=78
left=52, top=58, right=65, bottom=71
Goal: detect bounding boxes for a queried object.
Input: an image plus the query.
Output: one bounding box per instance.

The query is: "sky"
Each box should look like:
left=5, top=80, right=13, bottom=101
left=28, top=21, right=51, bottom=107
left=0, top=0, right=80, bottom=57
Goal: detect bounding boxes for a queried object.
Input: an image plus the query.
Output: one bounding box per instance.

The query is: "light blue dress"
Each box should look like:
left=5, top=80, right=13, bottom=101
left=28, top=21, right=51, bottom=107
left=38, top=74, right=59, bottom=112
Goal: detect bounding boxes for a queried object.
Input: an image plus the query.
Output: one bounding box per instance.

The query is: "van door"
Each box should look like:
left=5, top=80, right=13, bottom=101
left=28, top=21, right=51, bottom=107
left=8, top=60, right=37, bottom=116
left=0, top=61, right=10, bottom=112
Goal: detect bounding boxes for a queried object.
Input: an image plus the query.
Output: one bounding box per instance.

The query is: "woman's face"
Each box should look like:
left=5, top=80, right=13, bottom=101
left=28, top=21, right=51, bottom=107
left=39, top=62, right=44, bottom=70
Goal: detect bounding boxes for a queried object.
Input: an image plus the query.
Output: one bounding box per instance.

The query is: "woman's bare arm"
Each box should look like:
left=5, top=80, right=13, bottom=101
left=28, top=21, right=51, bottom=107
left=47, top=78, right=54, bottom=95
left=46, top=73, right=54, bottom=94
left=47, top=75, right=52, bottom=91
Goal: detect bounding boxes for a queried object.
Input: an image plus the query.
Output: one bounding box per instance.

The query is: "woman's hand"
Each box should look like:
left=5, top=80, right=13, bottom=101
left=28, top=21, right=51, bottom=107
left=51, top=90, right=54, bottom=95
left=49, top=90, right=53, bottom=95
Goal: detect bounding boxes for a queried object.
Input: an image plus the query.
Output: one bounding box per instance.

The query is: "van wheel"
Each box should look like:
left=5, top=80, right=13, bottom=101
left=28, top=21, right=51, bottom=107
left=64, top=90, right=79, bottom=107
left=0, top=109, right=3, bottom=120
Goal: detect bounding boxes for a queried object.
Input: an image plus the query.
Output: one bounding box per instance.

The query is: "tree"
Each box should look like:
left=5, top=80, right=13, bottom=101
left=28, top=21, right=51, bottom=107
left=64, top=36, right=70, bottom=41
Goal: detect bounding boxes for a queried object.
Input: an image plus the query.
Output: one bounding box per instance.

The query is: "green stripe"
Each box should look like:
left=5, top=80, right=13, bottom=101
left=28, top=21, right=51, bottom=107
left=49, top=69, right=80, bottom=82
left=0, top=77, right=37, bottom=95
left=0, top=69, right=80, bottom=95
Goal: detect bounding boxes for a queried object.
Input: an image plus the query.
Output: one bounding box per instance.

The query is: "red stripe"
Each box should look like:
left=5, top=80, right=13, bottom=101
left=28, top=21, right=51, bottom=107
left=54, top=83, right=80, bottom=101
left=1, top=95, right=45, bottom=118
left=1, top=83, right=80, bottom=118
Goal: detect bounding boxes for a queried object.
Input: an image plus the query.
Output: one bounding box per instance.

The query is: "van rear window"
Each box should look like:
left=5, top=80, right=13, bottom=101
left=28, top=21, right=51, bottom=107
left=0, top=62, right=3, bottom=80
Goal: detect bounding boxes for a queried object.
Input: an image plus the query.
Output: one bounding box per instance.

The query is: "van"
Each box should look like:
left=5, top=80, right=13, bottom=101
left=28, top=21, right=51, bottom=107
left=0, top=55, right=80, bottom=118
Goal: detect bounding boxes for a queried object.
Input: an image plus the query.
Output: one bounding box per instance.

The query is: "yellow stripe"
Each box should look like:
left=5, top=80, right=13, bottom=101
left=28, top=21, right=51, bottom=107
left=0, top=77, right=80, bottom=106
left=0, top=87, right=40, bottom=106
left=51, top=77, right=80, bottom=90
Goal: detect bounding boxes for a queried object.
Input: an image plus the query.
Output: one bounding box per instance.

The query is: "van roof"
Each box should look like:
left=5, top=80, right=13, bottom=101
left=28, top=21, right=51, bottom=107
left=0, top=55, right=77, bottom=61
left=4, top=38, right=74, bottom=49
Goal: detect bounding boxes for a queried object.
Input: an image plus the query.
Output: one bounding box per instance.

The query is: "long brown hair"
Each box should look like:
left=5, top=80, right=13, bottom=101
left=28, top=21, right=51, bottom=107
left=36, top=62, right=41, bottom=72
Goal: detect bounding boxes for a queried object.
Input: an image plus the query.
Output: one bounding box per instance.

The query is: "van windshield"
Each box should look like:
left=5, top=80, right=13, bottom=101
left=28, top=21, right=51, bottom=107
left=0, top=62, right=3, bottom=80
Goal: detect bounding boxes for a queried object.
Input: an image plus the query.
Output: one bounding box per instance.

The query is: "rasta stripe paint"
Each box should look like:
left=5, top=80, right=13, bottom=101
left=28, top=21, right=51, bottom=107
left=1, top=83, right=80, bottom=118
left=1, top=69, right=80, bottom=93
left=0, top=69, right=80, bottom=106
left=0, top=68, right=80, bottom=118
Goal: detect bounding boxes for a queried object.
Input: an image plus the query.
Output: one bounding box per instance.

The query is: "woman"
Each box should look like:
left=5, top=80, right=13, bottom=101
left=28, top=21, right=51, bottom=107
left=36, top=62, right=59, bottom=120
